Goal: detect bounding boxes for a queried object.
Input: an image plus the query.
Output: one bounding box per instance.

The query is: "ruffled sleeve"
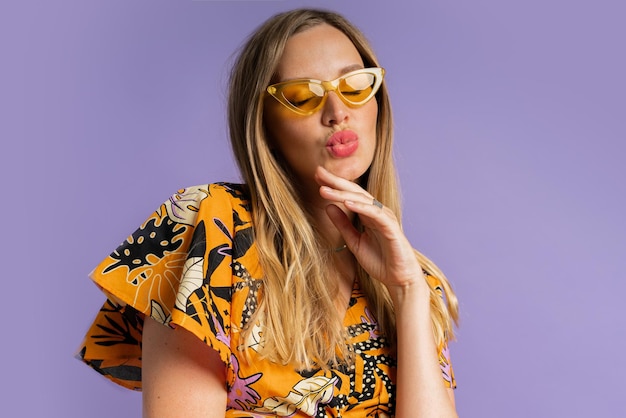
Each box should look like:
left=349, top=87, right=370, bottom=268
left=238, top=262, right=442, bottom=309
left=77, top=183, right=252, bottom=390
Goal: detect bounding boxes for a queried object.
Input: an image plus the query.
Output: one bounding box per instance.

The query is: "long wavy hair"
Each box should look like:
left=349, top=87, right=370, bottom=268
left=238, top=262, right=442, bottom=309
left=228, top=8, right=458, bottom=370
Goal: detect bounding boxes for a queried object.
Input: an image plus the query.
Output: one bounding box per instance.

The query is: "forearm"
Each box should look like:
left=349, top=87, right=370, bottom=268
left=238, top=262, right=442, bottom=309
left=391, top=284, right=458, bottom=418
left=316, top=168, right=458, bottom=415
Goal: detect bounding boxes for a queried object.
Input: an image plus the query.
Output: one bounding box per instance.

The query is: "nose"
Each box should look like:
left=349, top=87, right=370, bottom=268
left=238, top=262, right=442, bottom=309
left=321, top=92, right=349, bottom=126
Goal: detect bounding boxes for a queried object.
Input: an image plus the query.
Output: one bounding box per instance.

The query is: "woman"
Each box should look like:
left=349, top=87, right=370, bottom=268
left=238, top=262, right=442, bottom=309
left=78, top=8, right=459, bottom=417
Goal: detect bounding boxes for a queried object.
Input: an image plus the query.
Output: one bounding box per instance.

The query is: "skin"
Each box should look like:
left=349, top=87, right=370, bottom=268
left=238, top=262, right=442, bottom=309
left=142, top=23, right=457, bottom=418
left=317, top=167, right=457, bottom=417
left=264, top=24, right=378, bottom=207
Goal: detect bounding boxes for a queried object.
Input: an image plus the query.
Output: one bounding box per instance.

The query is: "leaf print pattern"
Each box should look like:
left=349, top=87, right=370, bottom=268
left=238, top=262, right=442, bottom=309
left=208, top=304, right=230, bottom=347
left=92, top=314, right=137, bottom=347
left=227, top=355, right=262, bottom=410
left=259, top=376, right=338, bottom=417
left=163, top=185, right=209, bottom=226
left=232, top=261, right=262, bottom=329
left=150, top=300, right=171, bottom=324
left=129, top=251, right=188, bottom=317
left=78, top=183, right=456, bottom=416
left=360, top=307, right=381, bottom=340
left=102, top=215, right=185, bottom=275
left=439, top=342, right=455, bottom=387
left=90, top=300, right=141, bottom=347
left=241, top=320, right=264, bottom=353
left=175, top=255, right=205, bottom=312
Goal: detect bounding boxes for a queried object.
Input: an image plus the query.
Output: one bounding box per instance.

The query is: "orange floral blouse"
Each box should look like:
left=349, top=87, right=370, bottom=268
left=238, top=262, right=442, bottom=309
left=78, top=183, right=455, bottom=417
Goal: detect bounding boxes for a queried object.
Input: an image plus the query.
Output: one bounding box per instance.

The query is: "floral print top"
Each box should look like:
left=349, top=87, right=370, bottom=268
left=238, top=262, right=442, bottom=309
left=78, top=183, right=455, bottom=417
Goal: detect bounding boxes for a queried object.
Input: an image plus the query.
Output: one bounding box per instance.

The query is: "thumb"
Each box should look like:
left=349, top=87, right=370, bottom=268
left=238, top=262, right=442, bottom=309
left=325, top=204, right=360, bottom=249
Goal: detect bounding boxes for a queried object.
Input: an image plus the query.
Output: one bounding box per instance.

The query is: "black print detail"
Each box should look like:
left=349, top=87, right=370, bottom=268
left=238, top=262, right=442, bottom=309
left=206, top=243, right=230, bottom=281
left=103, top=216, right=184, bottom=273
left=88, top=359, right=142, bottom=385
left=188, top=220, right=207, bottom=259
left=91, top=300, right=142, bottom=347
left=216, top=182, right=251, bottom=212
left=212, top=286, right=233, bottom=304
left=215, top=182, right=247, bottom=201
left=233, top=226, right=253, bottom=259
left=233, top=208, right=247, bottom=228
left=232, top=261, right=262, bottom=328
left=214, top=217, right=233, bottom=243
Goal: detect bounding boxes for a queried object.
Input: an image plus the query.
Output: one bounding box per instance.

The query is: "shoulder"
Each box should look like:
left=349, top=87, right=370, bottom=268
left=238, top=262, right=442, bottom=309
left=163, top=183, right=250, bottom=223
left=168, top=183, right=249, bottom=205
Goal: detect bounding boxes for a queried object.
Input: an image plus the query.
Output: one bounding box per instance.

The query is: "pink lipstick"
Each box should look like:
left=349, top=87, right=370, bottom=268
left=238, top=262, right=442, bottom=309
left=326, top=130, right=359, bottom=158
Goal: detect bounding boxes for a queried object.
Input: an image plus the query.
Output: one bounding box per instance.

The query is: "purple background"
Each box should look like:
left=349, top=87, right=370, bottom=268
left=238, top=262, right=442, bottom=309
left=2, top=0, right=624, bottom=416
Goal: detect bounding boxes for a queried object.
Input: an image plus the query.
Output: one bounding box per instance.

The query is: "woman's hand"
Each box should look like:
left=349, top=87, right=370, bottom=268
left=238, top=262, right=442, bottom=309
left=315, top=166, right=426, bottom=295
left=317, top=166, right=458, bottom=417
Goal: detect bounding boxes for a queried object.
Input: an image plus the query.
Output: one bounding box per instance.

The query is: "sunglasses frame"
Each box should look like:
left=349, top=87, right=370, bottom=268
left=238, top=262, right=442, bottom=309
left=266, top=67, right=385, bottom=116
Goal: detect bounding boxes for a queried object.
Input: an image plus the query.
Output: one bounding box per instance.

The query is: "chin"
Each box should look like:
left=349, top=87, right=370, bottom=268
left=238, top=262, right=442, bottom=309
left=335, top=165, right=371, bottom=182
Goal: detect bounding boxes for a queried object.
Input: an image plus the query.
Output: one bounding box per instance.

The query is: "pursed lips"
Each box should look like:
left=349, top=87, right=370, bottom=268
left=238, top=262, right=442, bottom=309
left=325, top=129, right=359, bottom=158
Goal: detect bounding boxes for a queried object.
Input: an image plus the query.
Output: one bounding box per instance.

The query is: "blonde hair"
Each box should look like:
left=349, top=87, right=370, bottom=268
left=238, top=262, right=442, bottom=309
left=228, top=9, right=458, bottom=370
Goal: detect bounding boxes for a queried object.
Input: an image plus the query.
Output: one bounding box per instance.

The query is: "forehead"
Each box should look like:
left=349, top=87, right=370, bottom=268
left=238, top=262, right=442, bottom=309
left=275, top=23, right=365, bottom=82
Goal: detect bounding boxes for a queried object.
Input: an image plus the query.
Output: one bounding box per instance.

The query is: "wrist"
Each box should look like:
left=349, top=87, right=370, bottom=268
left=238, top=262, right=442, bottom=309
left=387, top=278, right=430, bottom=310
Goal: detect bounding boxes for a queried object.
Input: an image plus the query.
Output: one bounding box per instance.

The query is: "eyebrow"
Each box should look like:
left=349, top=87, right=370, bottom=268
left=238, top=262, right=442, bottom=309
left=340, top=64, right=365, bottom=74
left=278, top=64, right=366, bottom=83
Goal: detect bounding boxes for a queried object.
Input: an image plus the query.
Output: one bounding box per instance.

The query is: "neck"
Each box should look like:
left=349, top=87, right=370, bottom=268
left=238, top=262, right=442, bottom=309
left=290, top=172, right=356, bottom=250
left=291, top=178, right=358, bottom=311
left=304, top=192, right=355, bottom=250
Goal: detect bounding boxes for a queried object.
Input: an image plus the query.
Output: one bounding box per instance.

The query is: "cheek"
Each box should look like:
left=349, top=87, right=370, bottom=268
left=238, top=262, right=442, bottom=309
left=362, top=100, right=379, bottom=140
left=369, top=99, right=379, bottom=126
left=264, top=104, right=302, bottom=144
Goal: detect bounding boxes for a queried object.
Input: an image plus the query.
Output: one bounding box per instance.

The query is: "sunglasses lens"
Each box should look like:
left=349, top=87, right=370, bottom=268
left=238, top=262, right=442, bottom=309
left=280, top=82, right=325, bottom=112
left=268, top=69, right=383, bottom=114
left=339, top=72, right=376, bottom=104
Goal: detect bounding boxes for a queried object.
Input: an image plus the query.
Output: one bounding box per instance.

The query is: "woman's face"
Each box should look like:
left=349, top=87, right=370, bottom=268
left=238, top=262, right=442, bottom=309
left=264, top=24, right=378, bottom=193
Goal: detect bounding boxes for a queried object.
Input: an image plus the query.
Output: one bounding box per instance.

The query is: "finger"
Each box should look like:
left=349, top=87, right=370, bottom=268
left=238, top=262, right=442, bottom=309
left=343, top=199, right=398, bottom=234
left=315, top=166, right=373, bottom=197
left=325, top=204, right=361, bottom=248
left=319, top=185, right=373, bottom=206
